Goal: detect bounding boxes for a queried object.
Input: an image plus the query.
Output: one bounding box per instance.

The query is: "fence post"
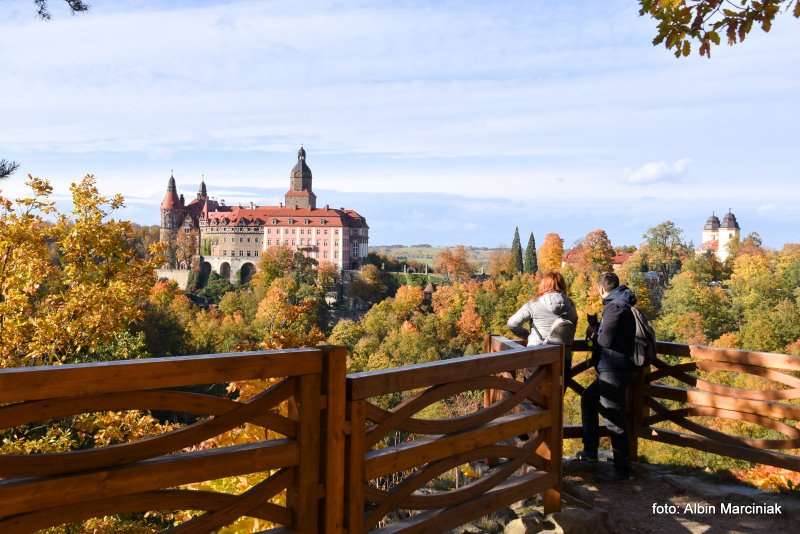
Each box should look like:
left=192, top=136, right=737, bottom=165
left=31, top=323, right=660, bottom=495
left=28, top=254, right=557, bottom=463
left=295, top=371, right=322, bottom=533
left=321, top=346, right=348, bottom=534
left=543, top=345, right=563, bottom=514
left=346, top=399, right=366, bottom=534
left=629, top=361, right=650, bottom=461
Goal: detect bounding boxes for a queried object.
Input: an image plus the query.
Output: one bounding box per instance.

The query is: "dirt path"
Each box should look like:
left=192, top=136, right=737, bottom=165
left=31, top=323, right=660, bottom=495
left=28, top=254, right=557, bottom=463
left=557, top=459, right=800, bottom=534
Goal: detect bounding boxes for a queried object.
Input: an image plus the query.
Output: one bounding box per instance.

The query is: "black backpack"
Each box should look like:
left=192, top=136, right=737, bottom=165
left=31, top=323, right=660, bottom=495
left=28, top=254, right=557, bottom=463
left=630, top=307, right=656, bottom=367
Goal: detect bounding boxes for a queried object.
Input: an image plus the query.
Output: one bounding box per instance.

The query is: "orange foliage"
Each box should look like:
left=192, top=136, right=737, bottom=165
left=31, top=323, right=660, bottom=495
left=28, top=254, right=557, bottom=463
left=456, top=298, right=483, bottom=342
left=435, top=245, right=474, bottom=281
left=538, top=233, right=564, bottom=273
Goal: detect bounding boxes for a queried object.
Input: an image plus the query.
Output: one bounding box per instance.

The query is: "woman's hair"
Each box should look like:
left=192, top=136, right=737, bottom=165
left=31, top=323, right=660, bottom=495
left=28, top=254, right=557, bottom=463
left=537, top=271, right=567, bottom=296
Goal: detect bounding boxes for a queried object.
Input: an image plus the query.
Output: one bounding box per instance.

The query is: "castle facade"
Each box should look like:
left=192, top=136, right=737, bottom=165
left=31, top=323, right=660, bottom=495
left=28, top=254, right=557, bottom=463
left=159, top=147, right=369, bottom=281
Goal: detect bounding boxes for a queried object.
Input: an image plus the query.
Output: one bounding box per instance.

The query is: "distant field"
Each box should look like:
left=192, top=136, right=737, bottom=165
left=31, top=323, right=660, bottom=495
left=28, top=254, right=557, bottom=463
left=369, top=245, right=508, bottom=271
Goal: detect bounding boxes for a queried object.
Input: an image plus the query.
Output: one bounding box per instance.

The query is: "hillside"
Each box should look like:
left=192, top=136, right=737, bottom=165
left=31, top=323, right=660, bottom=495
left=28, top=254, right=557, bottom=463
left=369, top=244, right=507, bottom=270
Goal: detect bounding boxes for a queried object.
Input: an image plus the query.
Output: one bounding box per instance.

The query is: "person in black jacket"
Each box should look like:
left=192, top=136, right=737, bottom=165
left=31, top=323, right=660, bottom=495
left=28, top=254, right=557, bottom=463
left=578, top=272, right=637, bottom=480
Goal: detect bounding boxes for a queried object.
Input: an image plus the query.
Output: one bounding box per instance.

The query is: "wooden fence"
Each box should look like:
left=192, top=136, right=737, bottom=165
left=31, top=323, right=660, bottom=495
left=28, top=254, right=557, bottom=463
left=509, top=337, right=800, bottom=473
left=0, top=342, right=561, bottom=533
left=345, top=340, right=563, bottom=533
left=2, top=336, right=798, bottom=532
left=0, top=347, right=347, bottom=533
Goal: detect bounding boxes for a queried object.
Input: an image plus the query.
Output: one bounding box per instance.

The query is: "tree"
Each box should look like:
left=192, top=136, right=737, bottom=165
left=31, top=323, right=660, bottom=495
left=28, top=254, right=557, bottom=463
left=642, top=221, right=691, bottom=280
left=511, top=227, right=523, bottom=274
left=524, top=233, right=538, bottom=274
left=538, top=233, right=564, bottom=273
left=575, top=229, right=615, bottom=273
left=434, top=246, right=474, bottom=282
left=33, top=0, right=88, bottom=19
left=0, top=160, right=19, bottom=180
left=487, top=249, right=513, bottom=278
left=639, top=0, right=800, bottom=58
left=0, top=175, right=163, bottom=366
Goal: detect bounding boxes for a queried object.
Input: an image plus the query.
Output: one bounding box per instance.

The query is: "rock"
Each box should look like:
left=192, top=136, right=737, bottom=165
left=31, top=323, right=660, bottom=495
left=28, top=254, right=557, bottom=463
left=548, top=506, right=610, bottom=534
left=504, top=515, right=561, bottom=534
left=562, top=480, right=596, bottom=506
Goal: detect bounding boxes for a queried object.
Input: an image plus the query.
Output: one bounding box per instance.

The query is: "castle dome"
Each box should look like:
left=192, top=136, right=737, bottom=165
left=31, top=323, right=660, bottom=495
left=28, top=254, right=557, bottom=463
left=290, top=145, right=312, bottom=183
left=721, top=210, right=740, bottom=230
left=704, top=213, right=720, bottom=231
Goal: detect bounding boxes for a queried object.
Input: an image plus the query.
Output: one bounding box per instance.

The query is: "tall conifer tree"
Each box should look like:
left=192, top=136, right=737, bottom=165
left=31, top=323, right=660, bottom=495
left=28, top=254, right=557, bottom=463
left=524, top=233, right=538, bottom=274
left=511, top=227, right=523, bottom=273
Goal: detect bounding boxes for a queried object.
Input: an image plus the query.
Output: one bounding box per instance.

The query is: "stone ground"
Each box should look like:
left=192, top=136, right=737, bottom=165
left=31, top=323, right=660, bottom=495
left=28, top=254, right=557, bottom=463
left=452, top=457, right=800, bottom=534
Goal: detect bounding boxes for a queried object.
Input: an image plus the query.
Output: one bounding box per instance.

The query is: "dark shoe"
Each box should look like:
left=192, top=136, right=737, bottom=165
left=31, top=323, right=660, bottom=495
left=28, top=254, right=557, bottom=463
left=575, top=450, right=598, bottom=463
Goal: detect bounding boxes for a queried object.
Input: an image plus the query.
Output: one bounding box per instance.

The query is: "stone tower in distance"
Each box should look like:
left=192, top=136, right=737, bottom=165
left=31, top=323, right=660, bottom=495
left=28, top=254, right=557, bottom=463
left=285, top=145, right=317, bottom=209
left=160, top=172, right=181, bottom=265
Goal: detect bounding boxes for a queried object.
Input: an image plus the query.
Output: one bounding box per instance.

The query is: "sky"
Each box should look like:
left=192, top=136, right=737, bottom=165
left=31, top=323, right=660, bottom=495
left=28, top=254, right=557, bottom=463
left=1, top=0, right=798, bottom=248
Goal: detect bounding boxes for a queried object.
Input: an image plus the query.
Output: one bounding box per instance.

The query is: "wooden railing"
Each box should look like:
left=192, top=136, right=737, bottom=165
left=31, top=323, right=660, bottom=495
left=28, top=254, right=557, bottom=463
left=523, top=337, right=800, bottom=472
left=0, top=347, right=348, bottom=533
left=345, top=339, right=563, bottom=533
left=3, top=336, right=797, bottom=533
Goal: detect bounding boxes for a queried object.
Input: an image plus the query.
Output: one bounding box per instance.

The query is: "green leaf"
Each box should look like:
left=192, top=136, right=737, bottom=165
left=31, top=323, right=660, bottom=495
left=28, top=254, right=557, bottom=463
left=682, top=40, right=691, bottom=56
left=707, top=30, right=721, bottom=45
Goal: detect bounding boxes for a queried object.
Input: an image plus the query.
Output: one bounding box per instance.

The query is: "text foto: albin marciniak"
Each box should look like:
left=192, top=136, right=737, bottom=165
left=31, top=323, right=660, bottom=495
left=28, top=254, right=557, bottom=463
left=652, top=502, right=783, bottom=515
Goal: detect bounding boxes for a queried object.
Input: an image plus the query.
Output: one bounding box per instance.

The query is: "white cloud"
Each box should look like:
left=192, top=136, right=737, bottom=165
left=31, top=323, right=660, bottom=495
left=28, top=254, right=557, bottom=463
left=624, top=159, right=691, bottom=185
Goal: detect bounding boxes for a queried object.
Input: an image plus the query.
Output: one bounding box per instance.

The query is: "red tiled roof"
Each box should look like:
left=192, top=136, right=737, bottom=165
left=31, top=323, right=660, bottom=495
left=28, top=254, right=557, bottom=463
left=204, top=204, right=367, bottom=227
left=612, top=252, right=634, bottom=265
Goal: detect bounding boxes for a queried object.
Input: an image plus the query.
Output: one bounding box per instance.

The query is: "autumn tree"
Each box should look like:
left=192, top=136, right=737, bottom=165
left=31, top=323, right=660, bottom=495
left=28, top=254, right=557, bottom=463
left=642, top=221, right=691, bottom=280
left=487, top=249, right=513, bottom=278
left=435, top=245, right=474, bottom=282
left=524, top=232, right=538, bottom=274
left=510, top=227, right=524, bottom=273
left=639, top=0, right=800, bottom=58
left=0, top=175, right=163, bottom=367
left=575, top=229, right=615, bottom=273
left=538, top=233, right=564, bottom=273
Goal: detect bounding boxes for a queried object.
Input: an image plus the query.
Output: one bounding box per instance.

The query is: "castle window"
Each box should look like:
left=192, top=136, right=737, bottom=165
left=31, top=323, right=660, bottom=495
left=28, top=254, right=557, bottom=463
left=288, top=218, right=295, bottom=224
left=247, top=251, right=251, bottom=257
left=316, top=229, right=320, bottom=235
left=272, top=219, right=278, bottom=225
left=304, top=219, right=310, bottom=225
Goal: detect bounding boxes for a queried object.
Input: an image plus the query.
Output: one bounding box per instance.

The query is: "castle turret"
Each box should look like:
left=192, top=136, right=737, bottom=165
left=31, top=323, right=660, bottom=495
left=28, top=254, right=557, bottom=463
left=717, top=209, right=741, bottom=261
left=285, top=145, right=317, bottom=209
left=160, top=172, right=182, bottom=266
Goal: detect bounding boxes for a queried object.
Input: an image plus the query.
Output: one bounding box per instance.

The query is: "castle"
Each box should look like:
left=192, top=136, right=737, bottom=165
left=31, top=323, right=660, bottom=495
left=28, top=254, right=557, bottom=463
left=700, top=210, right=740, bottom=261
left=159, top=147, right=369, bottom=281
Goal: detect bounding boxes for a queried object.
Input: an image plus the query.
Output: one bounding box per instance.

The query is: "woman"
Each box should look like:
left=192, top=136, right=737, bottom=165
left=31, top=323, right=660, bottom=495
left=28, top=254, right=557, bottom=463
left=507, top=271, right=578, bottom=378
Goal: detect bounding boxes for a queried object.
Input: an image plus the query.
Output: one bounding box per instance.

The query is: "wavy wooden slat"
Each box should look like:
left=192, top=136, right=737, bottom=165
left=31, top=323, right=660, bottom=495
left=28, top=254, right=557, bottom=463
left=647, top=364, right=800, bottom=401
left=374, top=471, right=554, bottom=534
left=365, top=439, right=542, bottom=528
left=690, top=346, right=800, bottom=371
left=0, top=439, right=299, bottom=517
left=0, top=349, right=322, bottom=404
left=0, top=377, right=295, bottom=478
left=695, top=360, right=800, bottom=388
left=642, top=427, right=800, bottom=473
left=171, top=468, right=293, bottom=533
left=643, top=398, right=800, bottom=449
left=647, top=384, right=800, bottom=420
left=347, top=344, right=560, bottom=400
left=365, top=410, right=550, bottom=479
left=364, top=376, right=536, bottom=446
left=0, top=488, right=292, bottom=532
left=0, top=389, right=296, bottom=437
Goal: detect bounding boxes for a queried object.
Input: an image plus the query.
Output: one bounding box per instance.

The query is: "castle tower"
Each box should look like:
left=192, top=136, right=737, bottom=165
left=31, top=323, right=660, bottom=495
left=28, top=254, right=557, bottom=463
left=285, top=145, right=317, bottom=209
left=718, top=209, right=741, bottom=261
left=702, top=212, right=720, bottom=251
left=197, top=176, right=207, bottom=200
left=160, top=172, right=182, bottom=266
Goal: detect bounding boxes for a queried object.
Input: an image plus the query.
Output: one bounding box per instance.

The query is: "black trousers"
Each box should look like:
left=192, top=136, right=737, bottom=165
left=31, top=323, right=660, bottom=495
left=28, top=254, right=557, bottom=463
left=581, top=367, right=632, bottom=472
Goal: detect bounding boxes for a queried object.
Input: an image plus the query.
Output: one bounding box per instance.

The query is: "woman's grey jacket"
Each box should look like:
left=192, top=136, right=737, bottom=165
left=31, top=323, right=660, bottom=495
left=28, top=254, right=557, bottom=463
left=507, top=291, right=578, bottom=347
